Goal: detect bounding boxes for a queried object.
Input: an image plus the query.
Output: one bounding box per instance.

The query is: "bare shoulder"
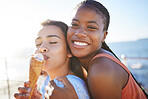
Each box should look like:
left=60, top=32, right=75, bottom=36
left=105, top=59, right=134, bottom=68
left=87, top=56, right=128, bottom=99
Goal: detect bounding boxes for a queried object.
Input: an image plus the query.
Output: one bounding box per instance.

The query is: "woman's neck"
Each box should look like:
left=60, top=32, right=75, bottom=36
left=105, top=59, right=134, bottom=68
left=47, top=65, right=70, bottom=80
left=78, top=49, right=105, bottom=71
left=78, top=53, right=97, bottom=71
left=78, top=58, right=90, bottom=71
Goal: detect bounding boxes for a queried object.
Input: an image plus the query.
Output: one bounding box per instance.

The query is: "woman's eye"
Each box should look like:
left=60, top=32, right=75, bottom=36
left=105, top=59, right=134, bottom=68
left=72, top=23, right=78, bottom=26
left=49, top=42, right=57, bottom=44
left=36, top=44, right=41, bottom=47
left=87, top=26, right=97, bottom=30
left=71, top=23, right=79, bottom=28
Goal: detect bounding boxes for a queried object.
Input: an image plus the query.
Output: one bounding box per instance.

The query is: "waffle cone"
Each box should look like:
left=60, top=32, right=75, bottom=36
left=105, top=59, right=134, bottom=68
left=29, top=57, right=45, bottom=99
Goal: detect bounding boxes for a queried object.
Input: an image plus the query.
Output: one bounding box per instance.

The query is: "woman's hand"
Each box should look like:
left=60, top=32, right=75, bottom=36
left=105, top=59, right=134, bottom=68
left=49, top=76, right=78, bottom=99
left=14, top=81, right=42, bottom=99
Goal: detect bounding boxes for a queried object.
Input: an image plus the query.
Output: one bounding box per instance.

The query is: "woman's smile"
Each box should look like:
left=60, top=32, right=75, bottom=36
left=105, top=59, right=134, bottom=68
left=72, top=40, right=89, bottom=48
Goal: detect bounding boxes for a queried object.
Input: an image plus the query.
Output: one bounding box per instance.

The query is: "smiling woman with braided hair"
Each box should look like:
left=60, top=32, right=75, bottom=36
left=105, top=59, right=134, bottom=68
left=49, top=0, right=148, bottom=99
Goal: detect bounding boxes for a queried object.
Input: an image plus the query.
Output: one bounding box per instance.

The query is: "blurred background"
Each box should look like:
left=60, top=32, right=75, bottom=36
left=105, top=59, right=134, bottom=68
left=0, top=0, right=148, bottom=98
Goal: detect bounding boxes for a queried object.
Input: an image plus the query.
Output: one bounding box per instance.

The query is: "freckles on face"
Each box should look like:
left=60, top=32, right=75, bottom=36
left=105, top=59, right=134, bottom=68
left=67, top=7, right=105, bottom=58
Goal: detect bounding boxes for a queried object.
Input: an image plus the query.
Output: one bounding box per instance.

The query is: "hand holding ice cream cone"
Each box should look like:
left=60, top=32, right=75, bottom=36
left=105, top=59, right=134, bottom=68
left=14, top=81, right=42, bottom=99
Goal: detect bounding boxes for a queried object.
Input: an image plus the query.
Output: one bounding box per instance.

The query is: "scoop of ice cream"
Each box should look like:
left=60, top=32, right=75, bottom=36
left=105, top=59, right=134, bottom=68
left=33, top=53, right=44, bottom=62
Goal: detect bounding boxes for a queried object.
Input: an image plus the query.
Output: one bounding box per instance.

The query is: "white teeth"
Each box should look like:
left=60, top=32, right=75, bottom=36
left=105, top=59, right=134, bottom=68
left=74, top=41, right=88, bottom=46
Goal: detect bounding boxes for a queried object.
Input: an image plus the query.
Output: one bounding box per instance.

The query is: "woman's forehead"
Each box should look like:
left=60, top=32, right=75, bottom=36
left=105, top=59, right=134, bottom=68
left=37, top=26, right=65, bottom=40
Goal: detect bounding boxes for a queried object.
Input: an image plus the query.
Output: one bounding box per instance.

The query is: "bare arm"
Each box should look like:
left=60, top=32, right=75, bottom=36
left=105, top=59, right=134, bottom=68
left=87, top=57, right=128, bottom=99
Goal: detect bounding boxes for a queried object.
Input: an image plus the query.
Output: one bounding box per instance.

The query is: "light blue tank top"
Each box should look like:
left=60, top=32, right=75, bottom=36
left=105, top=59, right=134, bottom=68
left=40, top=75, right=90, bottom=99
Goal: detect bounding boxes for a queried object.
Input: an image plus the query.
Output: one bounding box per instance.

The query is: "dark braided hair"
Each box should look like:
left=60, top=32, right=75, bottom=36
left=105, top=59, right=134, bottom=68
left=102, top=42, right=120, bottom=60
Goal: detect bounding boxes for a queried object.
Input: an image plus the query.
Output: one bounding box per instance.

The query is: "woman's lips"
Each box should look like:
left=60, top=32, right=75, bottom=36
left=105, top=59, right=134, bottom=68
left=43, top=55, right=49, bottom=61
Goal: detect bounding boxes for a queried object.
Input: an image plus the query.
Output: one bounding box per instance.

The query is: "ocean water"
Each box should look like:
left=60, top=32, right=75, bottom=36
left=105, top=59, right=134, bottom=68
left=108, top=39, right=148, bottom=89
left=0, top=39, right=148, bottom=98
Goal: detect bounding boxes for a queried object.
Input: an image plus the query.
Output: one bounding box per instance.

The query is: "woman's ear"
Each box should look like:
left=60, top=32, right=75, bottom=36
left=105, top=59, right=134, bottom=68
left=101, top=31, right=108, bottom=42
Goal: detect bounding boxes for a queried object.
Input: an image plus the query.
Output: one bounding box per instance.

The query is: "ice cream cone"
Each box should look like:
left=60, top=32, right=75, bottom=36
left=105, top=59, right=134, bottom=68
left=29, top=53, right=45, bottom=99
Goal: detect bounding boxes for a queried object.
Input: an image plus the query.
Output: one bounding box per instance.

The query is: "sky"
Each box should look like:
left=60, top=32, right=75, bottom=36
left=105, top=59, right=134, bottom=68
left=0, top=0, right=148, bottom=57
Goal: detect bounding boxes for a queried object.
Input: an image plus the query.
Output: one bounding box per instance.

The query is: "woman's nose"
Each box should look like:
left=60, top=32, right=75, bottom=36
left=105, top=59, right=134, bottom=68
left=74, top=30, right=87, bottom=38
left=39, top=47, right=48, bottom=53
